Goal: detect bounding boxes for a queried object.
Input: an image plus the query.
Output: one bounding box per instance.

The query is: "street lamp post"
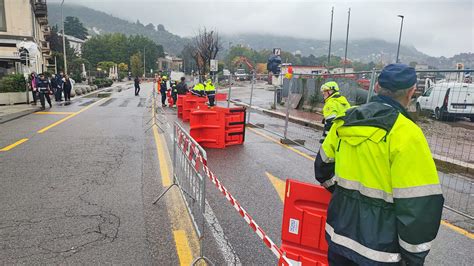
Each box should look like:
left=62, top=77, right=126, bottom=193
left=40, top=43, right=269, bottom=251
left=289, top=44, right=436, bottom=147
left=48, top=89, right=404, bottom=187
left=396, top=15, right=404, bottom=63
left=61, top=0, right=67, bottom=74
left=343, top=8, right=351, bottom=74
left=327, top=7, right=334, bottom=66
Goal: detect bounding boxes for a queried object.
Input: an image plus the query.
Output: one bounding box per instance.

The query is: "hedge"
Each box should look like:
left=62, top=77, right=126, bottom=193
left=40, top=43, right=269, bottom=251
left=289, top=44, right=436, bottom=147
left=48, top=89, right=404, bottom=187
left=0, top=74, right=27, bottom=93
left=93, top=78, right=113, bottom=88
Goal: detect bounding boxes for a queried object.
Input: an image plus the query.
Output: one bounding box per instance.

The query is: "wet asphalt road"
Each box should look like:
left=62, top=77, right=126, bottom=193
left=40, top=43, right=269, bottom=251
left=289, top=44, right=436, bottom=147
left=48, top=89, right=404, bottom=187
left=1, top=82, right=472, bottom=265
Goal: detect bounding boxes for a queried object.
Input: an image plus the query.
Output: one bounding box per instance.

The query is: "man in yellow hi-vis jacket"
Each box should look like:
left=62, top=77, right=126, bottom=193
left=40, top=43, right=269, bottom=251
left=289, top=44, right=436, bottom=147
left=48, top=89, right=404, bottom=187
left=320, top=81, right=351, bottom=143
left=315, top=64, right=444, bottom=265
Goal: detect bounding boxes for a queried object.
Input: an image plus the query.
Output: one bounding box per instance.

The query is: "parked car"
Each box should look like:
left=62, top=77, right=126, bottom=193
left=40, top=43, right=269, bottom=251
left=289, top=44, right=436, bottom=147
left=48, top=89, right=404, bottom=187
left=416, top=82, right=474, bottom=121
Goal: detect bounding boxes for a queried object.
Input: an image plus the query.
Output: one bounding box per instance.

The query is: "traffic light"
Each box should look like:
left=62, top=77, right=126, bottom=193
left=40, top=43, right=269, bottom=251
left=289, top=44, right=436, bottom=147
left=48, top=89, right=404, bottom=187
left=267, top=54, right=281, bottom=76
left=18, top=47, right=29, bottom=65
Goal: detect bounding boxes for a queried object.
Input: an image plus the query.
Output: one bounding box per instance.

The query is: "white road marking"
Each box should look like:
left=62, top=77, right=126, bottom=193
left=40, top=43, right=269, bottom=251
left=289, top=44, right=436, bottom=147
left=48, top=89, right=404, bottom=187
left=205, top=200, right=242, bottom=265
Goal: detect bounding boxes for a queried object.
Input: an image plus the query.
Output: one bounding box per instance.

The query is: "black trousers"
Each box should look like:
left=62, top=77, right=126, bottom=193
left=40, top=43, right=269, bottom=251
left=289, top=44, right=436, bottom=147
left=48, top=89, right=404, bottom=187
left=207, top=93, right=215, bottom=106
left=171, top=92, right=177, bottom=105
left=135, top=86, right=140, bottom=96
left=55, top=87, right=63, bottom=101
left=64, top=88, right=71, bottom=101
left=161, top=90, right=167, bottom=105
left=328, top=249, right=358, bottom=266
left=32, top=90, right=38, bottom=104
left=39, top=90, right=52, bottom=108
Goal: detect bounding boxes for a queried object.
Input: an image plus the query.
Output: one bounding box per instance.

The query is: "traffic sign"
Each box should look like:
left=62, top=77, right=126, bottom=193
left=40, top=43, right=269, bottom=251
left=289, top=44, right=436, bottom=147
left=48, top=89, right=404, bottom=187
left=210, top=59, right=218, bottom=72
left=273, top=48, right=281, bottom=56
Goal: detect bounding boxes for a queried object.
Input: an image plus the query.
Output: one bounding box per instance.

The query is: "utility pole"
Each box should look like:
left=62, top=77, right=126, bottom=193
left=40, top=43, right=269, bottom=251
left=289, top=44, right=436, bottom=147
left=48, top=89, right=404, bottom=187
left=343, top=8, right=351, bottom=74
left=61, top=0, right=67, bottom=74
left=143, top=47, right=146, bottom=77
left=396, top=15, right=404, bottom=63
left=327, top=7, right=334, bottom=66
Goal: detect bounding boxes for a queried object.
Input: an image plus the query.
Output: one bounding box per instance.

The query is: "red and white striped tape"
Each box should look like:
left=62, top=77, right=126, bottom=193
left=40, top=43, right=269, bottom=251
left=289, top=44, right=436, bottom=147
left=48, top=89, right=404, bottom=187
left=175, top=127, right=292, bottom=265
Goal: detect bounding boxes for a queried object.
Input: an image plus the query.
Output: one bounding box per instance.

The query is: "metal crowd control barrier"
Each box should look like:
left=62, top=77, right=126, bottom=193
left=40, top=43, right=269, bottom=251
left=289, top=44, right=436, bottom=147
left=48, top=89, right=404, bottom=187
left=153, top=122, right=211, bottom=265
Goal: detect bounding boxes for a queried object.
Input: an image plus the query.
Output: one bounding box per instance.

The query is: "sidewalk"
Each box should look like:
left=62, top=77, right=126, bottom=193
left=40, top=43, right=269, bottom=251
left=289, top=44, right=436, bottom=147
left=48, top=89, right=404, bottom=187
left=0, top=81, right=132, bottom=125
left=0, top=104, right=40, bottom=124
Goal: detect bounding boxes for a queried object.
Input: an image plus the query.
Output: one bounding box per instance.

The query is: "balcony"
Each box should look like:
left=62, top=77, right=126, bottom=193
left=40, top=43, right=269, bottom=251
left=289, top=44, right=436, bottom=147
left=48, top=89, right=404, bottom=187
left=41, top=41, right=50, bottom=54
left=42, top=25, right=51, bottom=37
left=33, top=0, right=48, bottom=17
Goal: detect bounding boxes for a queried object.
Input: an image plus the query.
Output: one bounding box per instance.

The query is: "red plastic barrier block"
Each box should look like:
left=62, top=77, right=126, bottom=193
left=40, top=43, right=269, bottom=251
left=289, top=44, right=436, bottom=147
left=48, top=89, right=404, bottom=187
left=183, top=95, right=207, bottom=122
left=189, top=107, right=225, bottom=148
left=166, top=90, right=174, bottom=106
left=223, top=107, right=246, bottom=146
left=215, top=93, right=228, bottom=101
left=177, top=94, right=187, bottom=119
left=281, top=179, right=331, bottom=266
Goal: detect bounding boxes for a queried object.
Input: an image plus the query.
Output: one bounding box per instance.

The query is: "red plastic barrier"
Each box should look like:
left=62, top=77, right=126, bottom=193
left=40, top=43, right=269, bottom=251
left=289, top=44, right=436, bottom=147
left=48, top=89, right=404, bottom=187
left=167, top=90, right=174, bottom=106
left=189, top=106, right=246, bottom=149
left=280, top=179, right=331, bottom=266
left=177, top=94, right=188, bottom=119
left=182, top=95, right=208, bottom=122
left=215, top=93, right=228, bottom=101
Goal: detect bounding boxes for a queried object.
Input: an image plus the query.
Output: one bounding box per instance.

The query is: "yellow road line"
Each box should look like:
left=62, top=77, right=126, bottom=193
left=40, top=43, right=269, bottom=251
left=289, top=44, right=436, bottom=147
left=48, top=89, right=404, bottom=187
left=35, top=111, right=74, bottom=115
left=247, top=127, right=315, bottom=161
left=153, top=125, right=172, bottom=187
left=173, top=230, right=193, bottom=265
left=0, top=138, right=28, bottom=152
left=149, top=90, right=198, bottom=262
left=37, top=98, right=107, bottom=133
left=265, top=172, right=285, bottom=202
left=441, top=220, right=474, bottom=239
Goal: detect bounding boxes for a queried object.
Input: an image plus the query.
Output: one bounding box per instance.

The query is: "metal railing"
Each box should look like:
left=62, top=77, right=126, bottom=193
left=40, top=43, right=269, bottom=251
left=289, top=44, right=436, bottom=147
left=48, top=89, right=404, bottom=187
left=213, top=69, right=473, bottom=219
left=153, top=122, right=211, bottom=265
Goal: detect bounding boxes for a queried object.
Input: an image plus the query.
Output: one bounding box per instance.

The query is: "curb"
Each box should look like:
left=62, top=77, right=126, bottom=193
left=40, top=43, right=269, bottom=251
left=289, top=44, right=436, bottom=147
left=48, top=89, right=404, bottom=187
left=232, top=100, right=474, bottom=174
left=0, top=106, right=41, bottom=124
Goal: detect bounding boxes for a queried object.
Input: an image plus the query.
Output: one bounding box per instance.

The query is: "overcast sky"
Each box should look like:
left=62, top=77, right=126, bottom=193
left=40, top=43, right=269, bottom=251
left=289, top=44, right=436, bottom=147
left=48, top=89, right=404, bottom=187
left=51, top=0, right=473, bottom=57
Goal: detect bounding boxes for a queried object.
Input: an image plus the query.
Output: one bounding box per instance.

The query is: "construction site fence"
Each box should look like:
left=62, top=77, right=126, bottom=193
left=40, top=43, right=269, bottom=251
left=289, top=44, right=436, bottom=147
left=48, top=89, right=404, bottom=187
left=212, top=70, right=473, bottom=219
left=153, top=122, right=210, bottom=264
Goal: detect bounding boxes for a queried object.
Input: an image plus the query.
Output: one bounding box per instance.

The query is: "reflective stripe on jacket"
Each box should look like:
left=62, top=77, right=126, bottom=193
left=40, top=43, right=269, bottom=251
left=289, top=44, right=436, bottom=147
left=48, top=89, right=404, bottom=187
left=204, top=82, right=216, bottom=95
left=321, top=92, right=351, bottom=142
left=315, top=95, right=444, bottom=265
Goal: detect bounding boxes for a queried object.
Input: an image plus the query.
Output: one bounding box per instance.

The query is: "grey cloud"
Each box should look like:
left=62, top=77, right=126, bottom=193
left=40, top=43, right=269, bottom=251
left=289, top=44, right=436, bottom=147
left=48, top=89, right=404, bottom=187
left=50, top=0, right=473, bottom=57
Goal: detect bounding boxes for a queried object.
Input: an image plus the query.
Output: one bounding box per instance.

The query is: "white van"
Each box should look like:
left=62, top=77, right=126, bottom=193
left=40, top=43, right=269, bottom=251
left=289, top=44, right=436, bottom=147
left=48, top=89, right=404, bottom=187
left=416, top=82, right=474, bottom=121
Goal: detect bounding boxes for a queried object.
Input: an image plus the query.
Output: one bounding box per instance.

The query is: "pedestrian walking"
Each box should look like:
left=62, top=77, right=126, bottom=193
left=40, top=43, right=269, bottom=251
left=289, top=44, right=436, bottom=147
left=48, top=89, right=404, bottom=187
left=160, top=76, right=168, bottom=107
left=176, top=77, right=189, bottom=95
left=134, top=76, right=141, bottom=96
left=36, top=73, right=52, bottom=110
left=319, top=81, right=350, bottom=143
left=314, top=64, right=444, bottom=265
left=55, top=72, right=64, bottom=102
left=171, top=80, right=178, bottom=107
left=204, top=79, right=216, bottom=106
left=63, top=74, right=73, bottom=102
left=29, top=72, right=38, bottom=105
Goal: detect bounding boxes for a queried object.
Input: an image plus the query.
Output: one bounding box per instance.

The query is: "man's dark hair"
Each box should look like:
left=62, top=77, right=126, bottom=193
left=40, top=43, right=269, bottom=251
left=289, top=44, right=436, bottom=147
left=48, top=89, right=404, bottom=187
left=181, top=77, right=185, bottom=82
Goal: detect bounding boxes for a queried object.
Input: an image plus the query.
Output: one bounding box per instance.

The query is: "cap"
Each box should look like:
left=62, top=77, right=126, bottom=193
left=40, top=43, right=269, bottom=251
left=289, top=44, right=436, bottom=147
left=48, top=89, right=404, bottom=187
left=321, top=81, right=339, bottom=92
left=378, top=64, right=417, bottom=91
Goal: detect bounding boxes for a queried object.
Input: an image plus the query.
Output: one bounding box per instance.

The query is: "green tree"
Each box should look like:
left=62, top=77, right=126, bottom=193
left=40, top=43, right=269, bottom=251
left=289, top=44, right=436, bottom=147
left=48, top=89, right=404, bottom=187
left=97, top=61, right=116, bottom=72
left=130, top=52, right=143, bottom=77
left=82, top=33, right=164, bottom=73
left=69, top=58, right=90, bottom=82
left=64, top=16, right=88, bottom=40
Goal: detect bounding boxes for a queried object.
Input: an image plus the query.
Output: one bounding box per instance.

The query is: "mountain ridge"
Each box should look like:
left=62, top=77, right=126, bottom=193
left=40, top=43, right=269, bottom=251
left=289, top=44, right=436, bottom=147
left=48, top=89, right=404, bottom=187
left=47, top=3, right=473, bottom=69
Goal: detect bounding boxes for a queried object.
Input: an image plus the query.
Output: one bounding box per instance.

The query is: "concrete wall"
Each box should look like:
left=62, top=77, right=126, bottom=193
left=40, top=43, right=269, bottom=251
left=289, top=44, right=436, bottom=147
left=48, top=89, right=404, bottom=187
left=2, top=0, right=34, bottom=37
